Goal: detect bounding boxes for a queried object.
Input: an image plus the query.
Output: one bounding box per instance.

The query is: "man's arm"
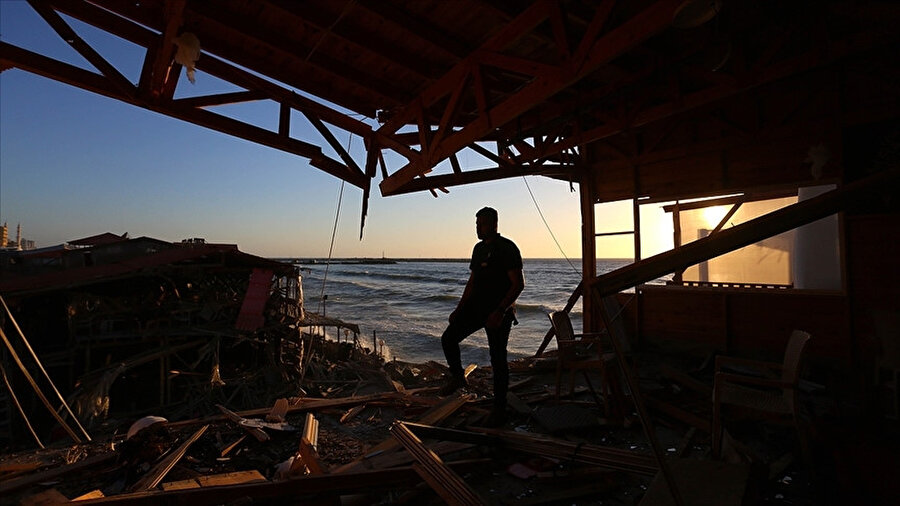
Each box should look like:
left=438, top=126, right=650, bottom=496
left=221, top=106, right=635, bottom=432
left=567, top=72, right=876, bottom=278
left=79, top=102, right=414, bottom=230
left=486, top=268, right=525, bottom=328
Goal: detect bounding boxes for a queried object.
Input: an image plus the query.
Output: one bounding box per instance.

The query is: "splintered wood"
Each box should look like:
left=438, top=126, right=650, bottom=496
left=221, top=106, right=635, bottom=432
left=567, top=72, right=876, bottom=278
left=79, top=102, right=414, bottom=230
left=130, top=425, right=209, bottom=492
left=289, top=413, right=324, bottom=476
left=391, top=422, right=485, bottom=506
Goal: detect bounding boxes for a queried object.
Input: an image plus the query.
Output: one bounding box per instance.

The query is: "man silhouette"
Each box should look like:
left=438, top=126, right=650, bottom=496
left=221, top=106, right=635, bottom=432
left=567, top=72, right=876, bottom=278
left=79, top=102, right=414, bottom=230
left=439, top=207, right=524, bottom=427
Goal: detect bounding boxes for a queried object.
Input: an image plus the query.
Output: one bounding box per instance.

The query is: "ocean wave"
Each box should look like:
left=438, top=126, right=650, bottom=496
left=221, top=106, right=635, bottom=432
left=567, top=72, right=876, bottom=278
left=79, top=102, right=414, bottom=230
left=423, top=294, right=459, bottom=303
left=338, top=270, right=465, bottom=286
left=513, top=302, right=554, bottom=316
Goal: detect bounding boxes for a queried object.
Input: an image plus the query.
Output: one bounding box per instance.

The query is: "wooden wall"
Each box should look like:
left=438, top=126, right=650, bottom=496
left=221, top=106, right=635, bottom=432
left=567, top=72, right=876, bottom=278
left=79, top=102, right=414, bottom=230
left=628, top=285, right=851, bottom=366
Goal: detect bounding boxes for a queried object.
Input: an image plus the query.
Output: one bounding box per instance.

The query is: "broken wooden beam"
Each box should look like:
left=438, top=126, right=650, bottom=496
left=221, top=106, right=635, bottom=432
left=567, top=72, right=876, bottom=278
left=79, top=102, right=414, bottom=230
left=0, top=453, right=116, bottom=496
left=67, top=459, right=492, bottom=505
left=474, top=427, right=659, bottom=476
left=130, top=424, right=209, bottom=492
left=391, top=422, right=485, bottom=506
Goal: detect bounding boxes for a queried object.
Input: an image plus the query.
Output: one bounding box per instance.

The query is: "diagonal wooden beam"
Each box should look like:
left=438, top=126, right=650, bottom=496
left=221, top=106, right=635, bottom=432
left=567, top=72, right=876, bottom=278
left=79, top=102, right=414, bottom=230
left=386, top=163, right=574, bottom=196
left=260, top=0, right=438, bottom=81
left=376, top=0, right=552, bottom=136
left=187, top=0, right=407, bottom=105
left=302, top=111, right=364, bottom=177
left=379, top=0, right=682, bottom=196
left=511, top=25, right=900, bottom=168
left=139, top=0, right=184, bottom=101
left=352, top=0, right=471, bottom=60
left=590, top=167, right=900, bottom=298
left=173, top=90, right=268, bottom=108
left=45, top=0, right=418, bottom=162
left=27, top=0, right=134, bottom=96
left=0, top=42, right=368, bottom=189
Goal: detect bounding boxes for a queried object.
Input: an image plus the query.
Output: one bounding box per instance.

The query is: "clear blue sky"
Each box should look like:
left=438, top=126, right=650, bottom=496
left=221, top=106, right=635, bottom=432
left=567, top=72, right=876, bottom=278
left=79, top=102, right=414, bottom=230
left=0, top=2, right=667, bottom=259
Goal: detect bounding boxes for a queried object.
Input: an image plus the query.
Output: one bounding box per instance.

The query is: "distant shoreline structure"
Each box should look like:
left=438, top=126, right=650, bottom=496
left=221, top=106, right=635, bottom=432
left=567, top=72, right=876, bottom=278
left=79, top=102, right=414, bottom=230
left=283, top=257, right=633, bottom=265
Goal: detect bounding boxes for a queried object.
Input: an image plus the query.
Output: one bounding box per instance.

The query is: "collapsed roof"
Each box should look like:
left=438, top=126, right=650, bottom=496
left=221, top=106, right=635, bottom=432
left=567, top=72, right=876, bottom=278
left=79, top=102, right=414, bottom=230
left=4, top=0, right=896, bottom=220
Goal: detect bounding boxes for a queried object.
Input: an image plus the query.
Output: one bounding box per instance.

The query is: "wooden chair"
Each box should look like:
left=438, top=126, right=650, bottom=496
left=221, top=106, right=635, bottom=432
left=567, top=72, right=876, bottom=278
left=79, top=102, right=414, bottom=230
left=548, top=311, right=624, bottom=418
left=711, top=330, right=812, bottom=459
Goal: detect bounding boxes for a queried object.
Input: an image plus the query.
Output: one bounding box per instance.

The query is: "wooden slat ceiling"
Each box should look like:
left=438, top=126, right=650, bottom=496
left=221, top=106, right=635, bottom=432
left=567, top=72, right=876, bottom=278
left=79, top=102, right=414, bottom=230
left=2, top=0, right=899, bottom=206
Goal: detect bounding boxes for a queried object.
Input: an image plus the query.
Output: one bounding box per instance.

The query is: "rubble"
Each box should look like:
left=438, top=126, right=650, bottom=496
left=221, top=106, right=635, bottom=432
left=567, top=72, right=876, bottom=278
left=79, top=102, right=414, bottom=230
left=2, top=334, right=848, bottom=505
left=2, top=238, right=898, bottom=505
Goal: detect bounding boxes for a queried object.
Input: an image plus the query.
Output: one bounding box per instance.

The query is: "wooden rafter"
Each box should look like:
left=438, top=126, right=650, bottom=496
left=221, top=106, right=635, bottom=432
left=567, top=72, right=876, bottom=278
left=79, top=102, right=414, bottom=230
left=260, top=0, right=438, bottom=81
left=0, top=41, right=367, bottom=188
left=379, top=0, right=683, bottom=196
left=139, top=0, right=184, bottom=101
left=509, top=24, right=899, bottom=170
left=387, top=163, right=573, bottom=196
left=27, top=0, right=134, bottom=96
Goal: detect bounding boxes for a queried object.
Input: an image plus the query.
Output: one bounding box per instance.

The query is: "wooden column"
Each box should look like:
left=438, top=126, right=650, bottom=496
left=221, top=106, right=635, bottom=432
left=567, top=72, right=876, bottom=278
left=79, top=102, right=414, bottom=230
left=580, top=174, right=597, bottom=333
left=672, top=203, right=683, bottom=283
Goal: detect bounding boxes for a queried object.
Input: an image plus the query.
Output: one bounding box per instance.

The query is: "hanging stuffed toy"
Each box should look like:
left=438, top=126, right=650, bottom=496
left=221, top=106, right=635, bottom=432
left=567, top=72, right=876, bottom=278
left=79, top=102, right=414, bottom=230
left=174, top=32, right=201, bottom=84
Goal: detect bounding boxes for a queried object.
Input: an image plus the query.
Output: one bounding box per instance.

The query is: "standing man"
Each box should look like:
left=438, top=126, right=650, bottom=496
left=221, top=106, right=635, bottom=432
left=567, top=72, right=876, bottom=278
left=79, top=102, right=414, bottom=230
left=439, top=207, right=524, bottom=427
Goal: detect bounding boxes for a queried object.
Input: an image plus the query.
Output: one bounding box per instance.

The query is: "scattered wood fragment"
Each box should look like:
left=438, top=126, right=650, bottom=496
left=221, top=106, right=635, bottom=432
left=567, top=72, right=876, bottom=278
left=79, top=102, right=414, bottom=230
left=265, top=398, right=289, bottom=422
left=219, top=435, right=247, bottom=457
left=675, top=427, right=698, bottom=458
left=161, top=470, right=267, bottom=491
left=20, top=488, right=69, bottom=505
left=365, top=394, right=473, bottom=458
left=660, top=364, right=713, bottom=397
left=645, top=396, right=711, bottom=432
left=289, top=413, right=324, bottom=476
left=0, top=452, right=116, bottom=496
left=391, top=422, right=485, bottom=506
left=474, top=427, right=659, bottom=476
left=339, top=404, right=366, bottom=423
left=217, top=404, right=269, bottom=442
left=73, top=489, right=106, bottom=500
left=363, top=441, right=476, bottom=469
left=69, top=459, right=491, bottom=505
left=130, top=424, right=209, bottom=492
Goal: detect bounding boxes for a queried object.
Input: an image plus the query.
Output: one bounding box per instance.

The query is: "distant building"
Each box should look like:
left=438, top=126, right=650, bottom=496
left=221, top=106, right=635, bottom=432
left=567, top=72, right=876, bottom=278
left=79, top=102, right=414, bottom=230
left=0, top=222, right=35, bottom=250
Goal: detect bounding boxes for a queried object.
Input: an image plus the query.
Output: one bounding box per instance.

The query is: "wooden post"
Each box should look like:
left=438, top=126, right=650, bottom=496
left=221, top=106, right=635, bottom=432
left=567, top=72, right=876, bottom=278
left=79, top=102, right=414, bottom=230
left=672, top=202, right=683, bottom=283
left=580, top=174, right=597, bottom=333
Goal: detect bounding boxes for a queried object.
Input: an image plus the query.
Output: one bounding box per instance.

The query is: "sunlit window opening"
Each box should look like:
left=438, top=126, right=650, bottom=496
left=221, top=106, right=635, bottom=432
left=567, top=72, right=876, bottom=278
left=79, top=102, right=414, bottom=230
left=663, top=186, right=843, bottom=290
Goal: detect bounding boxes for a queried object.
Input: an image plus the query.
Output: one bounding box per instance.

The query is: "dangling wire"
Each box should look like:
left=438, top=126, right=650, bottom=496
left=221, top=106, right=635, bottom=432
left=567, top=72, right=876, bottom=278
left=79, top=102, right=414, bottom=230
left=522, top=175, right=580, bottom=275
left=317, top=134, right=353, bottom=315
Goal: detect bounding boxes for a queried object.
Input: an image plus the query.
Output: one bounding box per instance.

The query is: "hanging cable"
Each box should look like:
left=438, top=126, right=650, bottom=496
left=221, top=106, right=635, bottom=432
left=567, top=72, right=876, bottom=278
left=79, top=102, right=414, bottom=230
left=316, top=133, right=354, bottom=315
left=522, top=176, right=580, bottom=275
left=318, top=182, right=344, bottom=316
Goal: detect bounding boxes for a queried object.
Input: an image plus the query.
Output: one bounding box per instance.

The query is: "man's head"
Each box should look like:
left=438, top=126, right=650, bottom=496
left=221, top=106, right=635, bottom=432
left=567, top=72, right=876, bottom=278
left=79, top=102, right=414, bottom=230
left=476, top=207, right=499, bottom=240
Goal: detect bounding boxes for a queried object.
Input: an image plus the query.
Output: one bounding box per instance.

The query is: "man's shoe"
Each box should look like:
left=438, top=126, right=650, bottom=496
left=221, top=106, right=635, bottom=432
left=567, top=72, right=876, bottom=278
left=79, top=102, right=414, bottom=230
left=481, top=407, right=508, bottom=428
left=438, top=376, right=467, bottom=396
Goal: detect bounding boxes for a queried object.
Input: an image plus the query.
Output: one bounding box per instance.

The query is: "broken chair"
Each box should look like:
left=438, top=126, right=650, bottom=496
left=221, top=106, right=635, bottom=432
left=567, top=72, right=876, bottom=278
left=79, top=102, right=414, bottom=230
left=548, top=311, right=624, bottom=418
left=711, top=329, right=812, bottom=460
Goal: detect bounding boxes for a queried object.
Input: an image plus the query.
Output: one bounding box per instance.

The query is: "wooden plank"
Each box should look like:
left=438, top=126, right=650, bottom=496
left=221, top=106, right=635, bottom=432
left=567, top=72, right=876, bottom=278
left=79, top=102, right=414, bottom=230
left=392, top=422, right=485, bottom=506
left=70, top=459, right=491, bottom=505
left=73, top=489, right=106, bottom=500
left=197, top=470, right=266, bottom=487
left=340, top=404, right=366, bottom=424
left=266, top=398, right=290, bottom=423
left=217, top=405, right=269, bottom=442
left=362, top=393, right=473, bottom=458
left=20, top=489, right=69, bottom=506
left=0, top=453, right=116, bottom=496
left=591, top=167, right=900, bottom=298
left=645, top=396, right=711, bottom=433
left=333, top=394, right=474, bottom=474
left=130, top=425, right=209, bottom=492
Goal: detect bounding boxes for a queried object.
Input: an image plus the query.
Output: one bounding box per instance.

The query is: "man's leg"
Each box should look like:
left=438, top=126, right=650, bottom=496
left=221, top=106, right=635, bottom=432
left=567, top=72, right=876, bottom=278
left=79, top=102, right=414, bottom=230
left=485, top=312, right=514, bottom=409
left=440, top=315, right=482, bottom=394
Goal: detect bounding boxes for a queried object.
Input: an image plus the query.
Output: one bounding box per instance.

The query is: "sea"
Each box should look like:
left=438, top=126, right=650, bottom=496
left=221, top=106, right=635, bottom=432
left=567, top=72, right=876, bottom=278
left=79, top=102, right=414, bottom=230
left=294, top=259, right=667, bottom=366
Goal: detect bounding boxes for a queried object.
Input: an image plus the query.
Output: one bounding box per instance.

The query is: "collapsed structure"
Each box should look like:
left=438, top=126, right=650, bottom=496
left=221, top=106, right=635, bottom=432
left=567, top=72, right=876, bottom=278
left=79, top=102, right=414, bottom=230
left=1, top=0, right=899, bottom=504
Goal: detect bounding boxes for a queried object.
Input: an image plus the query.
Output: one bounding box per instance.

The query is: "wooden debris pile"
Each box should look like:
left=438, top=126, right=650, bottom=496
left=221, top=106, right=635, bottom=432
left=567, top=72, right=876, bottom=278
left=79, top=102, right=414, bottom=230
left=0, top=349, right=768, bottom=506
